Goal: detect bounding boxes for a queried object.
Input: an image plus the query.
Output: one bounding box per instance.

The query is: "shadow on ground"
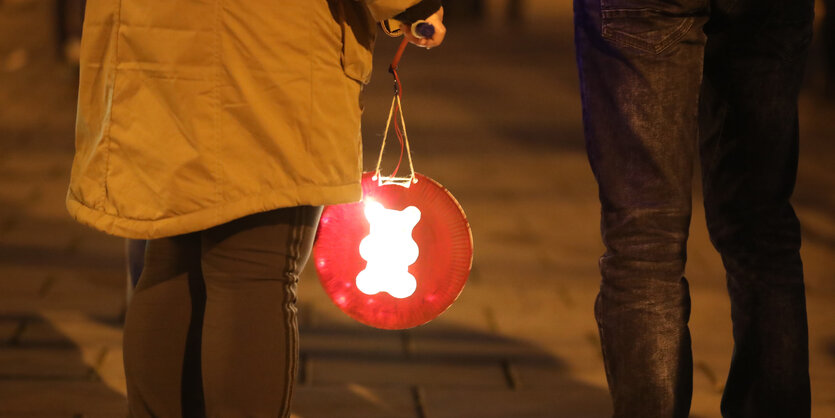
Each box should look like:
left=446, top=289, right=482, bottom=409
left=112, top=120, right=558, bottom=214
left=0, top=312, right=126, bottom=416
left=293, top=304, right=612, bottom=418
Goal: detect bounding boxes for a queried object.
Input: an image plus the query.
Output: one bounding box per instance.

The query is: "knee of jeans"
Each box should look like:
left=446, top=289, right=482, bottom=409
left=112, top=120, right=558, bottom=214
left=601, top=207, right=691, bottom=260
left=595, top=276, right=691, bottom=329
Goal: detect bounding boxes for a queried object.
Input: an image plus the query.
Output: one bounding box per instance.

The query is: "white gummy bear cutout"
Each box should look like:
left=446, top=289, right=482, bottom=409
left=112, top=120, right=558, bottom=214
left=356, top=201, right=421, bottom=299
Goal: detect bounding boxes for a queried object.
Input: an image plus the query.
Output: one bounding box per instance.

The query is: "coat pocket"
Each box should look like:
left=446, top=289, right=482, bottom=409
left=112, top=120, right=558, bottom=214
left=601, top=8, right=696, bottom=55
left=338, top=0, right=376, bottom=84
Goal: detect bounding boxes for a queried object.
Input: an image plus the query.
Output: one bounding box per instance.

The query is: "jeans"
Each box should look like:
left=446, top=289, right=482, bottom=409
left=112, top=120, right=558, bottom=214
left=123, top=206, right=322, bottom=417
left=573, top=0, right=813, bottom=416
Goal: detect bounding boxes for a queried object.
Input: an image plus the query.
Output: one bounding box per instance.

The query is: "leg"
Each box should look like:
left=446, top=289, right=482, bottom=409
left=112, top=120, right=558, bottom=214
left=573, top=0, right=708, bottom=415
left=200, top=206, right=322, bottom=417
left=700, top=1, right=814, bottom=416
left=123, top=233, right=206, bottom=417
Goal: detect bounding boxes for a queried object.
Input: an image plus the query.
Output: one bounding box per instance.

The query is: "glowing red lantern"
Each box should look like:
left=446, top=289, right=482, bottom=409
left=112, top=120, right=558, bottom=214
left=313, top=172, right=473, bottom=329
left=316, top=38, right=472, bottom=329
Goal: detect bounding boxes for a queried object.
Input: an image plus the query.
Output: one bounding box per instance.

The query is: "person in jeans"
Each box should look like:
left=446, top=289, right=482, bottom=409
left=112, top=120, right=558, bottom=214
left=67, top=1, right=445, bottom=416
left=573, top=0, right=813, bottom=416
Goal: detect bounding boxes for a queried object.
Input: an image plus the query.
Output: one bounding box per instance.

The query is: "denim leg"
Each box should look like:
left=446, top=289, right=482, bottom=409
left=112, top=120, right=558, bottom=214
left=700, top=1, right=814, bottom=416
left=574, top=0, right=708, bottom=416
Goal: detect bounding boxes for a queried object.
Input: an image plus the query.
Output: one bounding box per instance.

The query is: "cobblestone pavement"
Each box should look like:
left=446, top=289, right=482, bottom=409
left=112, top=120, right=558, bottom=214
left=1, top=2, right=834, bottom=417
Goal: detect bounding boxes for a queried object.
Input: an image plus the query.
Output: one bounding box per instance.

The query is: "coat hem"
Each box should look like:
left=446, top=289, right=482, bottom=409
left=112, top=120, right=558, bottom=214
left=66, top=182, right=361, bottom=239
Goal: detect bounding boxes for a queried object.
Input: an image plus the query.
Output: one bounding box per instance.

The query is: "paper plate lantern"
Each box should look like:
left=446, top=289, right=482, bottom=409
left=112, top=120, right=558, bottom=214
left=313, top=172, right=473, bottom=329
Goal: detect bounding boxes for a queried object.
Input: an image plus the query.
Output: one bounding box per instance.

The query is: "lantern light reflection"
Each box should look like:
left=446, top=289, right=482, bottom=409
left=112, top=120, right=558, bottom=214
left=355, top=201, right=421, bottom=299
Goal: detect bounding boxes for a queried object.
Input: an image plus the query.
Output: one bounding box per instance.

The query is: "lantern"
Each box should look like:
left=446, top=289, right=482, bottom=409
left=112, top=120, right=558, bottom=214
left=314, top=36, right=472, bottom=329
left=313, top=172, right=473, bottom=329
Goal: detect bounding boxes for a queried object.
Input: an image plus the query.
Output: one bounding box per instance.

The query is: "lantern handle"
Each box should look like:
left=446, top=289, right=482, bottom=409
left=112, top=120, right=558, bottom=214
left=374, top=93, right=416, bottom=187
left=374, top=38, right=417, bottom=188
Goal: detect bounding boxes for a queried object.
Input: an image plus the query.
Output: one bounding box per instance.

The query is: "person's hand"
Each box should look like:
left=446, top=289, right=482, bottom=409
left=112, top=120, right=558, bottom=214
left=401, top=7, right=445, bottom=49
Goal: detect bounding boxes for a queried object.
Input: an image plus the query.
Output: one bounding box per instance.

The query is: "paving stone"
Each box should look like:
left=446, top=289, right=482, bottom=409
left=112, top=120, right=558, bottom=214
left=807, top=295, right=835, bottom=346
left=421, top=387, right=612, bottom=418
left=40, top=275, right=126, bottom=321
left=802, top=239, right=835, bottom=295
left=470, top=253, right=597, bottom=293
left=411, top=329, right=556, bottom=364
left=70, top=231, right=126, bottom=270
left=19, top=310, right=122, bottom=349
left=303, top=302, right=366, bottom=331
left=0, top=265, right=50, bottom=296
left=471, top=233, right=543, bottom=271
left=0, top=414, right=81, bottom=418
left=292, top=385, right=417, bottom=418
left=488, top=313, right=606, bottom=380
left=301, top=327, right=404, bottom=358
left=486, top=285, right=597, bottom=339
left=0, top=228, right=91, bottom=276
left=0, top=318, right=22, bottom=344
left=0, top=180, right=37, bottom=212
left=686, top=204, right=731, bottom=286
left=0, top=381, right=126, bottom=416
left=0, top=276, right=124, bottom=322
left=810, top=383, right=835, bottom=418
left=0, top=164, right=69, bottom=217
left=690, top=386, right=724, bottom=418
left=309, top=357, right=508, bottom=388
left=693, top=360, right=726, bottom=401
left=688, top=288, right=734, bottom=394
left=0, top=348, right=91, bottom=379
left=15, top=317, right=73, bottom=347
left=0, top=151, right=68, bottom=175
left=407, top=287, right=497, bottom=335
left=95, top=347, right=127, bottom=396
left=17, top=178, right=77, bottom=221
left=0, top=210, right=77, bottom=245
left=0, top=314, right=78, bottom=349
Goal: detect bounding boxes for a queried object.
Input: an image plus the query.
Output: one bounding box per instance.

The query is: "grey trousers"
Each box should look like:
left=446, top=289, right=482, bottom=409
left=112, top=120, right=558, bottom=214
left=123, top=206, right=322, bottom=417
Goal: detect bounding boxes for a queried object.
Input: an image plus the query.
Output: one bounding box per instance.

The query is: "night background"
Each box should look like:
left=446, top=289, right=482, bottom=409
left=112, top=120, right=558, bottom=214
left=0, top=1, right=833, bottom=416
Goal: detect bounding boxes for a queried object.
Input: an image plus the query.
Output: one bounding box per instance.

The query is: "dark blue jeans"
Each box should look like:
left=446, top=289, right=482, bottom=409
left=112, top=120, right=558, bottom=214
left=574, top=0, right=813, bottom=416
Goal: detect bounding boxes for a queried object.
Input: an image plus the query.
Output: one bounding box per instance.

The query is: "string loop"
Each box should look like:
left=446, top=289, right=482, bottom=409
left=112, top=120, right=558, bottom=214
left=375, top=38, right=417, bottom=188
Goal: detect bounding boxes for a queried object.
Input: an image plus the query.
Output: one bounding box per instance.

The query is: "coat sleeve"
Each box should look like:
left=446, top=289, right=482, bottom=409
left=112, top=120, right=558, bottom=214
left=359, top=0, right=426, bottom=22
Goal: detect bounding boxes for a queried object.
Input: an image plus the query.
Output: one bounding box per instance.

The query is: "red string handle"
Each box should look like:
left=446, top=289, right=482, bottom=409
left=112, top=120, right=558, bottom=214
left=388, top=38, right=409, bottom=97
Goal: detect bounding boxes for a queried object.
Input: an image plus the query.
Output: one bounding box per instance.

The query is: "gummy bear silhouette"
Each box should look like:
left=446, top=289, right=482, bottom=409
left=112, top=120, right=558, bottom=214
left=356, top=201, right=421, bottom=299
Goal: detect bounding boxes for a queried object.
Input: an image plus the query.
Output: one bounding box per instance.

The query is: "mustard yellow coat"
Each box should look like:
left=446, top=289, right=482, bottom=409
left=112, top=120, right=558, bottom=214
left=67, top=0, right=420, bottom=239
